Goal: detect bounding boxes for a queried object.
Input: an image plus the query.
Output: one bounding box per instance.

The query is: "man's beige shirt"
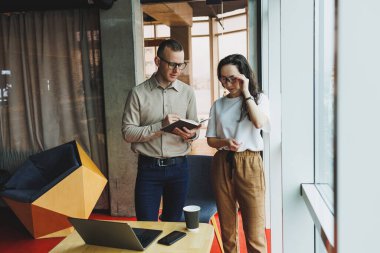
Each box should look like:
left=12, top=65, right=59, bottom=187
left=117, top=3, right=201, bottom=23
left=122, top=74, right=199, bottom=158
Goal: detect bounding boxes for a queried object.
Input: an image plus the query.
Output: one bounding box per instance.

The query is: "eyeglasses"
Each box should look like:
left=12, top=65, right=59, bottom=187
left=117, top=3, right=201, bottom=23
left=159, top=57, right=187, bottom=70
left=219, top=76, right=237, bottom=84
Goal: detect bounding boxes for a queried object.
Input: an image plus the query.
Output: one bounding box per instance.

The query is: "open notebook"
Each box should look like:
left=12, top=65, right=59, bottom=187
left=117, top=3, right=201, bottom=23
left=68, top=217, right=163, bottom=251
left=161, top=117, right=211, bottom=133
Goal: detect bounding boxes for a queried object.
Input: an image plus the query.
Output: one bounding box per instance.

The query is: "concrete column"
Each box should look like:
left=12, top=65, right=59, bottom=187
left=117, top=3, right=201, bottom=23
left=170, top=26, right=192, bottom=85
left=99, top=0, right=144, bottom=216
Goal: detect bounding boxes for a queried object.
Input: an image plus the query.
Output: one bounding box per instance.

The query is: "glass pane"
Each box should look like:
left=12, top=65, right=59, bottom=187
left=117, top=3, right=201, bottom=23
left=217, top=14, right=246, bottom=33
left=144, top=47, right=157, bottom=80
left=217, top=8, right=246, bottom=18
left=155, top=24, right=170, bottom=38
left=0, top=69, right=11, bottom=106
left=217, top=31, right=247, bottom=98
left=193, top=16, right=209, bottom=21
left=314, top=0, right=335, bottom=212
left=192, top=22, right=209, bottom=36
left=218, top=31, right=247, bottom=60
left=191, top=37, right=211, bottom=124
left=144, top=25, right=154, bottom=38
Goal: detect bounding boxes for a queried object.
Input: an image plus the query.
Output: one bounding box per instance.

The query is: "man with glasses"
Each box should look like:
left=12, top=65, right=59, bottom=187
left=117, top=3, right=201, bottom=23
left=122, top=39, right=199, bottom=222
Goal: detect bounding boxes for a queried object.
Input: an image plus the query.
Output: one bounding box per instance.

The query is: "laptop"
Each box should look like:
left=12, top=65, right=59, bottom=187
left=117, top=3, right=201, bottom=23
left=67, top=217, right=163, bottom=251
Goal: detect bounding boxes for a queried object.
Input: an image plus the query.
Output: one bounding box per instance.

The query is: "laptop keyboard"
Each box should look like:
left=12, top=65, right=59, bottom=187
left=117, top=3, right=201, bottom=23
left=132, top=228, right=162, bottom=248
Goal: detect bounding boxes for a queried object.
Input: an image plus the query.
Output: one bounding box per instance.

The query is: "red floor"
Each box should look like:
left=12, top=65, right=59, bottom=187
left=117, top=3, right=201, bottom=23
left=0, top=208, right=271, bottom=253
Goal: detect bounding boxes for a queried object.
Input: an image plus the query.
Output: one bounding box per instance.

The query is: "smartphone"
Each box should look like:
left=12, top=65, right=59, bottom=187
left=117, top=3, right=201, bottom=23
left=157, top=230, right=187, bottom=246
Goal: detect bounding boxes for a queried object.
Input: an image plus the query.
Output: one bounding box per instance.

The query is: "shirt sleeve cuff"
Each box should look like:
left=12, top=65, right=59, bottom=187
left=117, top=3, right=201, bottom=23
left=151, top=121, right=163, bottom=133
left=188, top=129, right=200, bottom=142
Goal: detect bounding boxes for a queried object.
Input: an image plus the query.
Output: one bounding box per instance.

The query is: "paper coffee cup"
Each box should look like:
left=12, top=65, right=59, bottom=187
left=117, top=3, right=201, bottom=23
left=183, top=205, right=201, bottom=232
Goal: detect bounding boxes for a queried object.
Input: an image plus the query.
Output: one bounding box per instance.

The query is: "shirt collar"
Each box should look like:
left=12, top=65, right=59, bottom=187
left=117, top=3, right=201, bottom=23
left=149, top=73, right=181, bottom=92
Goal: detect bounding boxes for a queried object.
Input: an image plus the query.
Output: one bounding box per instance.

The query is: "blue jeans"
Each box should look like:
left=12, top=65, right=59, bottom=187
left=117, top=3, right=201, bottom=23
left=135, top=156, right=189, bottom=221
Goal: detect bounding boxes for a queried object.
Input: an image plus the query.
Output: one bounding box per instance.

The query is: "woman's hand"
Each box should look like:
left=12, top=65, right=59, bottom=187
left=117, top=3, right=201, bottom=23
left=236, top=74, right=250, bottom=94
left=227, top=138, right=241, bottom=151
left=206, top=137, right=241, bottom=151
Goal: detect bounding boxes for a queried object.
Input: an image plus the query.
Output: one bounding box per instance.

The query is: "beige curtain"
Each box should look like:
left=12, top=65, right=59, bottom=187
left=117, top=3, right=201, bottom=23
left=0, top=9, right=108, bottom=209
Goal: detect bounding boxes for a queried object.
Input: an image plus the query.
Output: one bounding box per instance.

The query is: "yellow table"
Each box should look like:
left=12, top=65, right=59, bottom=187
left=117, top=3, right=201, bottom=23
left=49, top=221, right=214, bottom=253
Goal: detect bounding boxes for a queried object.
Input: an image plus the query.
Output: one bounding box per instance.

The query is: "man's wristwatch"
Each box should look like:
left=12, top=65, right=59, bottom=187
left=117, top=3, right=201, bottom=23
left=188, top=133, right=197, bottom=140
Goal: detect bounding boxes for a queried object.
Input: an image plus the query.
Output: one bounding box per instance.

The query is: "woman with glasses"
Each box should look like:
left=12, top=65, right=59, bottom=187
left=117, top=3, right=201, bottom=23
left=206, top=54, right=270, bottom=253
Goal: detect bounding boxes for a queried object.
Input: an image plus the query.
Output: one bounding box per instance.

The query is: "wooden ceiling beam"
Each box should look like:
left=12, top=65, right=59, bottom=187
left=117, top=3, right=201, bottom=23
left=142, top=2, right=193, bottom=27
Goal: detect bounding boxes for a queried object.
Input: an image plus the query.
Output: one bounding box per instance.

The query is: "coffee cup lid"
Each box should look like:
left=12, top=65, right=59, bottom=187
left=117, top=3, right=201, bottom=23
left=183, top=205, right=201, bottom=212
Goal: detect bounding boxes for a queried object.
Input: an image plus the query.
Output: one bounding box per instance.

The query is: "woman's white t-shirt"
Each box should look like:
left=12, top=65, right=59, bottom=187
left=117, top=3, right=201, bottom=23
left=206, top=94, right=270, bottom=152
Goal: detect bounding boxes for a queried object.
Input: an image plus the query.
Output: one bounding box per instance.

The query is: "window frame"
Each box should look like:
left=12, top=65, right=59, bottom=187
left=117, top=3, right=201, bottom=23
left=302, top=0, right=337, bottom=252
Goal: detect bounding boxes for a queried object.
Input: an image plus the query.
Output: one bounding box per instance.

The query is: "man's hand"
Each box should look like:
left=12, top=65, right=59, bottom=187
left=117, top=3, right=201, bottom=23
left=162, top=114, right=180, bottom=128
left=172, top=126, right=200, bottom=141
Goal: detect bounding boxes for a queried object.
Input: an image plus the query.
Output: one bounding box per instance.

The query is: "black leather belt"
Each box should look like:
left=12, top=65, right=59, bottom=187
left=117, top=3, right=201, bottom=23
left=138, top=155, right=186, bottom=167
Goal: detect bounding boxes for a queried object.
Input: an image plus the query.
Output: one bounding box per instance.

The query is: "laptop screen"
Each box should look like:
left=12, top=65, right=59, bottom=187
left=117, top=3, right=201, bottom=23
left=67, top=217, right=163, bottom=251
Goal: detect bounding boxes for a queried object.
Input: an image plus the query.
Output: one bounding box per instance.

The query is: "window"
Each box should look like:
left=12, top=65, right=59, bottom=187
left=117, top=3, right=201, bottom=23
left=300, top=0, right=337, bottom=252
left=314, top=0, right=335, bottom=212
left=192, top=34, right=211, bottom=121
left=143, top=24, right=170, bottom=79
left=191, top=22, right=209, bottom=36
left=216, top=10, right=247, bottom=59
left=216, top=12, right=246, bottom=33
left=191, top=10, right=248, bottom=127
left=301, top=1, right=336, bottom=252
left=155, top=24, right=170, bottom=38
left=144, top=25, right=154, bottom=38
left=0, top=70, right=11, bottom=106
left=218, top=31, right=247, bottom=60
left=144, top=47, right=157, bottom=80
left=216, top=11, right=248, bottom=98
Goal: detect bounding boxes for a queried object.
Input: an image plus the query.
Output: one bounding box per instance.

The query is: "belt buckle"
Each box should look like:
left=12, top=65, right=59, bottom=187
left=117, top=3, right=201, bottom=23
left=158, top=158, right=169, bottom=167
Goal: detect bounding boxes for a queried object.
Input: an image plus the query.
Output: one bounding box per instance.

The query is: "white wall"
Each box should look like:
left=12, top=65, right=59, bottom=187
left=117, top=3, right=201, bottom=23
left=281, top=0, right=315, bottom=252
left=337, top=1, right=380, bottom=252
left=263, top=0, right=315, bottom=252
left=261, top=0, right=282, bottom=251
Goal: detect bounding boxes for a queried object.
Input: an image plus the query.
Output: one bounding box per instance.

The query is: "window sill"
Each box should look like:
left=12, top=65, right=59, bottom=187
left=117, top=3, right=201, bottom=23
left=301, top=183, right=335, bottom=252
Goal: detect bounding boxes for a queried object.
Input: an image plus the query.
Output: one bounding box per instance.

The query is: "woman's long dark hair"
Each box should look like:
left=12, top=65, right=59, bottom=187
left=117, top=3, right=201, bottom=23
left=217, top=54, right=262, bottom=122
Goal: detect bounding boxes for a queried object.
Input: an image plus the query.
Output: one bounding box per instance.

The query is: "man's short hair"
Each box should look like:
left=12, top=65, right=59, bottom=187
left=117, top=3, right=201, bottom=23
left=157, top=39, right=183, bottom=58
